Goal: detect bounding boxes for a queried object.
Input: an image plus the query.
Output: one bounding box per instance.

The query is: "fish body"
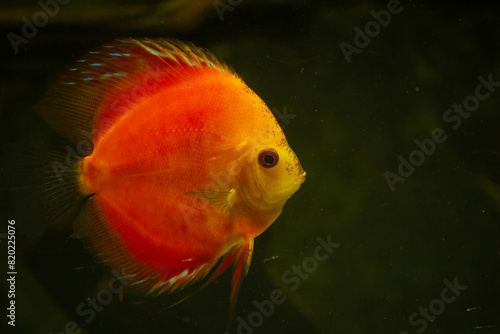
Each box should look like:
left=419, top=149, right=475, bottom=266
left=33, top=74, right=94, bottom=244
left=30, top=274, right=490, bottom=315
left=36, top=38, right=305, bottom=309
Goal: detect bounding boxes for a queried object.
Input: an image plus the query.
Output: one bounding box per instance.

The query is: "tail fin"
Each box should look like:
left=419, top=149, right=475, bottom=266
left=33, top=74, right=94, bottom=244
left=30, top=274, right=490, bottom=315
left=1, top=144, right=87, bottom=240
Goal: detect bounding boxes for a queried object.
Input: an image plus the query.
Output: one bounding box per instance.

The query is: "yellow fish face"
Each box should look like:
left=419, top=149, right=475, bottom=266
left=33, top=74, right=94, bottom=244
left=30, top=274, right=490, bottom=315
left=235, top=128, right=306, bottom=214
left=256, top=143, right=306, bottom=204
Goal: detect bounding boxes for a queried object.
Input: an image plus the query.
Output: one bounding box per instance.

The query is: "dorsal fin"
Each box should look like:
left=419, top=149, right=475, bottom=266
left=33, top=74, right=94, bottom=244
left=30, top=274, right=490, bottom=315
left=35, top=38, right=235, bottom=146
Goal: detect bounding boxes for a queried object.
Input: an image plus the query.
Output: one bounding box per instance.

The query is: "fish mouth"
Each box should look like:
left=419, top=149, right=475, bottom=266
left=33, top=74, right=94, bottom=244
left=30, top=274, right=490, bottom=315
left=294, top=171, right=307, bottom=185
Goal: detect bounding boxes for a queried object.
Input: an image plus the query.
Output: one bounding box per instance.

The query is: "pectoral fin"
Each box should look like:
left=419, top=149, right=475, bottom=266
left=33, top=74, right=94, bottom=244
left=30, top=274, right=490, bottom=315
left=184, top=188, right=235, bottom=214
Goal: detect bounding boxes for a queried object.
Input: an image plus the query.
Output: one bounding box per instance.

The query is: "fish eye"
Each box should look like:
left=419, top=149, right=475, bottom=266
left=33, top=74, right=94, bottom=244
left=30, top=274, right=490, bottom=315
left=258, top=149, right=279, bottom=168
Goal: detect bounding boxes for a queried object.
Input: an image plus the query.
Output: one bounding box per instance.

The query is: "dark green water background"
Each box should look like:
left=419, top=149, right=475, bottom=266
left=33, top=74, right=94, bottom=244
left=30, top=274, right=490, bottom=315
left=1, top=1, right=499, bottom=333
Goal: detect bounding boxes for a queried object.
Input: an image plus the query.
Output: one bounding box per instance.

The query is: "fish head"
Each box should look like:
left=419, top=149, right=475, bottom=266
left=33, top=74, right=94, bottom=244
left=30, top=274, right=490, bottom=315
left=234, top=126, right=306, bottom=213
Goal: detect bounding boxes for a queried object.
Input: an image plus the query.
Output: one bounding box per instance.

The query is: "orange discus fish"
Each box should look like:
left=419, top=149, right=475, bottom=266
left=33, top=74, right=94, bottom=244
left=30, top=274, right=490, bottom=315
left=36, top=38, right=306, bottom=312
